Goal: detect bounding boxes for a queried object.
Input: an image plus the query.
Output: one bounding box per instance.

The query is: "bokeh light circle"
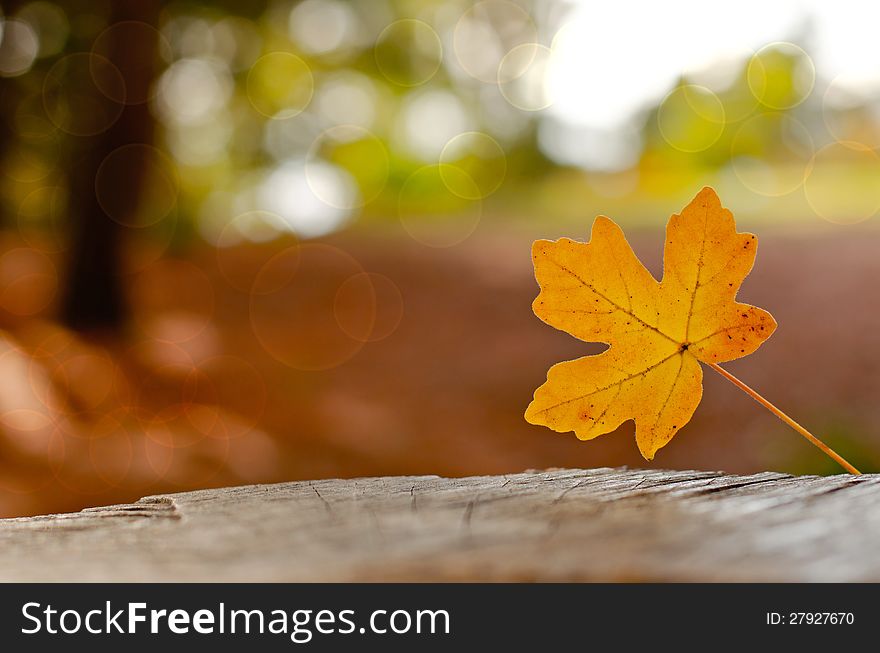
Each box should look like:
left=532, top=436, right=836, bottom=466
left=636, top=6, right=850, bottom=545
left=681, top=46, right=759, bottom=121
left=13, top=90, right=60, bottom=142
left=95, top=144, right=179, bottom=228
left=92, top=21, right=172, bottom=105
left=731, top=112, right=814, bottom=196
left=334, top=272, right=404, bottom=342
left=804, top=142, right=880, bottom=225
left=126, top=338, right=196, bottom=380
left=439, top=131, right=507, bottom=199
left=173, top=371, right=225, bottom=440
left=374, top=19, right=442, bottom=87
left=137, top=371, right=219, bottom=437
left=17, top=2, right=69, bottom=58
left=140, top=404, right=209, bottom=448
left=0, top=408, right=53, bottom=435
left=0, top=338, right=56, bottom=462
left=306, top=125, right=389, bottom=208
left=4, top=146, right=53, bottom=183
left=215, top=210, right=289, bottom=247
left=498, top=43, right=554, bottom=111
left=719, top=89, right=761, bottom=125
left=216, top=211, right=296, bottom=293
left=248, top=241, right=301, bottom=298
left=17, top=186, right=68, bottom=252
left=453, top=0, right=536, bottom=84
left=43, top=53, right=125, bottom=136
left=746, top=42, right=815, bottom=110
left=399, top=165, right=482, bottom=248
left=28, top=331, right=125, bottom=419
left=246, top=52, right=314, bottom=119
left=48, top=414, right=138, bottom=496
left=138, top=403, right=212, bottom=450
left=138, top=408, right=230, bottom=487
left=822, top=76, right=880, bottom=150
left=59, top=352, right=119, bottom=413
left=156, top=58, right=233, bottom=127
left=657, top=85, right=725, bottom=153
left=250, top=244, right=371, bottom=370
left=0, top=19, right=39, bottom=77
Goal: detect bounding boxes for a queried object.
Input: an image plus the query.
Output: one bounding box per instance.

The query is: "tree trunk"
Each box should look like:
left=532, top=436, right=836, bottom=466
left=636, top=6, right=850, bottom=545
left=61, top=0, right=160, bottom=332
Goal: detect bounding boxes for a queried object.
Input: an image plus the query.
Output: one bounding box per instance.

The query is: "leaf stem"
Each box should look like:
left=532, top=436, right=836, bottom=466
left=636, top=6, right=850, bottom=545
left=707, top=362, right=861, bottom=475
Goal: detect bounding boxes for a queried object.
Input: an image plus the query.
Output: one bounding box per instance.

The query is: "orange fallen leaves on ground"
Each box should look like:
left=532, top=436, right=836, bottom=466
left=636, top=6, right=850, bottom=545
left=525, top=187, right=858, bottom=473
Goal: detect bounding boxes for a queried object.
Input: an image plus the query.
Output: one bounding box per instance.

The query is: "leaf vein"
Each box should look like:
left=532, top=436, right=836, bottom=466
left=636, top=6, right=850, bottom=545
left=683, top=201, right=711, bottom=342
left=690, top=320, right=765, bottom=347
left=546, top=257, right=677, bottom=345
left=655, top=354, right=685, bottom=423
left=534, top=350, right=680, bottom=415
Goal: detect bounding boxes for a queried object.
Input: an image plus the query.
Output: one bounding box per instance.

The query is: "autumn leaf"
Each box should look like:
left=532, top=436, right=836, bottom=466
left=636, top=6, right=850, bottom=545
left=524, top=187, right=776, bottom=460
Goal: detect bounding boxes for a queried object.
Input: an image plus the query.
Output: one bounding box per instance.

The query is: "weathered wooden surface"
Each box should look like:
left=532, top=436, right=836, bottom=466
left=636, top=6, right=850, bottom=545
left=0, top=467, right=878, bottom=582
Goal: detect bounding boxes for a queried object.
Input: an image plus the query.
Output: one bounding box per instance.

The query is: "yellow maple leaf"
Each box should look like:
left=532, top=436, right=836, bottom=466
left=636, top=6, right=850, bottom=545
left=525, top=187, right=777, bottom=460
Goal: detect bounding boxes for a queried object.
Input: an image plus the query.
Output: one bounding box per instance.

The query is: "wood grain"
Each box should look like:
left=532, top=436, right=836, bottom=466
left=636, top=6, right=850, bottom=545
left=0, top=468, right=876, bottom=581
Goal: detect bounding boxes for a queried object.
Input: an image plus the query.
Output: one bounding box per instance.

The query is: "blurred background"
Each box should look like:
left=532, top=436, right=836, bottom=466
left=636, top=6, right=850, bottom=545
left=0, top=0, right=878, bottom=517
